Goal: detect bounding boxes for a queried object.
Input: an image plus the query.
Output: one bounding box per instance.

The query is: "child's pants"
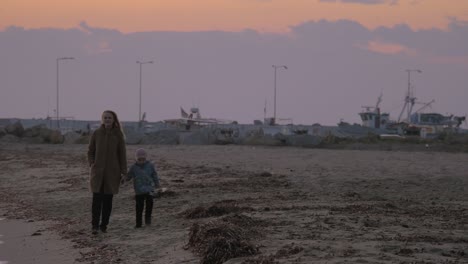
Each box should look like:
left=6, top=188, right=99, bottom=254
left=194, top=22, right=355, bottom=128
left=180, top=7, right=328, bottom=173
left=135, top=193, right=153, bottom=226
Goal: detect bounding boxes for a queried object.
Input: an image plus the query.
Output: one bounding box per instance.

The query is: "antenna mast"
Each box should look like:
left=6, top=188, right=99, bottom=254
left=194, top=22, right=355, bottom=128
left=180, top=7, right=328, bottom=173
left=397, top=69, right=422, bottom=123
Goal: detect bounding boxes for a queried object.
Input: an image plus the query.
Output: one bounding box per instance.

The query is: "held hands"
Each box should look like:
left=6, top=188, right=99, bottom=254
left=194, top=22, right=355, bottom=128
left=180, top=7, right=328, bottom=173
left=120, top=174, right=126, bottom=185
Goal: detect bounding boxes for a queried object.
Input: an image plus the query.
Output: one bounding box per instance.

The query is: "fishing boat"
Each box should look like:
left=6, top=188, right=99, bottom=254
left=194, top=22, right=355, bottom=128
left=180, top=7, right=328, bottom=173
left=164, top=107, right=235, bottom=130
left=359, top=71, right=466, bottom=137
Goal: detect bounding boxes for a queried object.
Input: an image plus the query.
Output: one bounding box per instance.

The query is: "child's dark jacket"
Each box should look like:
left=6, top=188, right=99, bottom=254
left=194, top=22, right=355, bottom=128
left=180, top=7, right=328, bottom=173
left=126, top=161, right=159, bottom=195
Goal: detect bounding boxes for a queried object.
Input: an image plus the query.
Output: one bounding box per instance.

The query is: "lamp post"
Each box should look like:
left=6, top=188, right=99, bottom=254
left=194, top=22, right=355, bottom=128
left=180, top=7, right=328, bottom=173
left=56, top=57, right=75, bottom=129
left=272, top=65, right=288, bottom=125
left=137, top=60, right=153, bottom=125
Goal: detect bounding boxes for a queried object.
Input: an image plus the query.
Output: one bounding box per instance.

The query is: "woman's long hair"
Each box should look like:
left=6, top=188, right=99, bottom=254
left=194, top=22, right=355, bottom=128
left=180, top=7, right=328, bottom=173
left=102, top=110, right=125, bottom=138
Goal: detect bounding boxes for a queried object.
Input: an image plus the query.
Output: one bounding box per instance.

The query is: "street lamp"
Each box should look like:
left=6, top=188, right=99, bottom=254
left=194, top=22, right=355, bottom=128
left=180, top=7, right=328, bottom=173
left=137, top=60, right=154, bottom=125
left=272, top=65, right=288, bottom=125
left=398, top=69, right=422, bottom=122
left=56, top=57, right=75, bottom=129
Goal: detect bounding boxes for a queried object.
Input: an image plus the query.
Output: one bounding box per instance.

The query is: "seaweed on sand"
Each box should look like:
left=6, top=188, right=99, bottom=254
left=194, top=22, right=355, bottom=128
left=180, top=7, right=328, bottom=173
left=185, top=214, right=263, bottom=264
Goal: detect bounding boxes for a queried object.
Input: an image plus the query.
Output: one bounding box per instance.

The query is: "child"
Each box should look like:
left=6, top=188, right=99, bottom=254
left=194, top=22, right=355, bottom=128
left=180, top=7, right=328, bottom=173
left=125, top=148, right=160, bottom=228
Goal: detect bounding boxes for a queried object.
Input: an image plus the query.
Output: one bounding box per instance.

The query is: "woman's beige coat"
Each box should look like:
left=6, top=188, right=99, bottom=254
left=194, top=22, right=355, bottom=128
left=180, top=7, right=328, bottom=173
left=87, top=126, right=127, bottom=194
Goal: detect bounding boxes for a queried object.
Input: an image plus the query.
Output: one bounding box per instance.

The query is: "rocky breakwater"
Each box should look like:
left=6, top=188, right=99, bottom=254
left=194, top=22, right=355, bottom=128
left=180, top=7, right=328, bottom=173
left=0, top=122, right=64, bottom=144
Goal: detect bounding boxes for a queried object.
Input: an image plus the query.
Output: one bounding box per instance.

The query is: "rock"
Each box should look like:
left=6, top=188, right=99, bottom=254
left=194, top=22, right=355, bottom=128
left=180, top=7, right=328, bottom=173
left=21, top=136, right=45, bottom=144
left=63, top=132, right=81, bottom=144
left=242, top=131, right=287, bottom=146
left=75, top=135, right=91, bottom=144
left=273, top=133, right=287, bottom=143
left=213, top=128, right=235, bottom=145
left=286, top=134, right=322, bottom=147
left=125, top=131, right=145, bottom=145
left=38, top=127, right=52, bottom=139
left=22, top=126, right=64, bottom=144
left=47, top=130, right=64, bottom=144
left=25, top=127, right=64, bottom=144
left=0, top=134, right=21, bottom=143
left=179, top=129, right=216, bottom=145
left=5, top=121, right=24, bottom=137
left=140, top=130, right=179, bottom=145
left=23, top=124, right=47, bottom=138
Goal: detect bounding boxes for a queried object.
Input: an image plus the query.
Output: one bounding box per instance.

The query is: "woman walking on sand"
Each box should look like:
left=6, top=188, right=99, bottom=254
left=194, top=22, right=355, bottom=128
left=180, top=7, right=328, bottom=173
left=87, top=110, right=127, bottom=235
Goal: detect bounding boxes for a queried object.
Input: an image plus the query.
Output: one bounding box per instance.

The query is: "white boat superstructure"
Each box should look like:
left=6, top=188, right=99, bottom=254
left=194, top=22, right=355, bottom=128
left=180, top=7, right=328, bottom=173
left=164, top=107, right=235, bottom=130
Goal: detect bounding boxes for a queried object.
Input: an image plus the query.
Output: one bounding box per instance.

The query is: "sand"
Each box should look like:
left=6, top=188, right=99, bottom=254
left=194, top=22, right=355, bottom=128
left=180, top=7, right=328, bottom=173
left=0, top=213, right=80, bottom=264
left=0, top=142, right=467, bottom=263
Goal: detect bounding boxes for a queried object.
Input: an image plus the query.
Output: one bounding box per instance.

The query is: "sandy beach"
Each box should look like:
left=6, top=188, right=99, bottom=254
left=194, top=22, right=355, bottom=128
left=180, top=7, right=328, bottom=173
left=0, top=213, right=80, bottom=264
left=0, top=142, right=467, bottom=263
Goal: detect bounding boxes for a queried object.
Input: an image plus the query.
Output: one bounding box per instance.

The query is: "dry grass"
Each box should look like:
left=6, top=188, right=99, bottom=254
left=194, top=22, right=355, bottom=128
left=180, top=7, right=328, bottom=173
left=242, top=255, right=279, bottom=264
left=183, top=200, right=253, bottom=219
left=185, top=214, right=263, bottom=264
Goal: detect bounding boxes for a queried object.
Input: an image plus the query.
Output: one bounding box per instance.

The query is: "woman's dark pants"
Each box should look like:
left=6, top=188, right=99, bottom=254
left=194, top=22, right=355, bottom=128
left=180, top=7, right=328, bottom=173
left=92, top=192, right=114, bottom=230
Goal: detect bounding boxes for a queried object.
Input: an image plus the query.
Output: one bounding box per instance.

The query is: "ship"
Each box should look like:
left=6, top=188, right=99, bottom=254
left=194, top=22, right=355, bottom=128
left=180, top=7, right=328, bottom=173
left=359, top=96, right=465, bottom=137
left=164, top=107, right=235, bottom=130
left=359, top=71, right=466, bottom=137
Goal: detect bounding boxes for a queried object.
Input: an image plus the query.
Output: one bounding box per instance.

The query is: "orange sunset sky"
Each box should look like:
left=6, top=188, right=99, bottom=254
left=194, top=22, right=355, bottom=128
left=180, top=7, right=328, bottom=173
left=2, top=0, right=468, bottom=33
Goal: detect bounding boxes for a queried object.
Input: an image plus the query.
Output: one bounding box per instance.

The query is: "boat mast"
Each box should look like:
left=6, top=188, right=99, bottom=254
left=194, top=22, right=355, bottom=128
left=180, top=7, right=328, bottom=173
left=397, top=69, right=422, bottom=123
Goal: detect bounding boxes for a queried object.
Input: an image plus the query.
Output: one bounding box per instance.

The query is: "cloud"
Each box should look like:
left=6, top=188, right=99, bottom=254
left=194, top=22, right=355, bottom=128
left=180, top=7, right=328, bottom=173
left=290, top=19, right=370, bottom=47
left=362, top=39, right=417, bottom=55
left=84, top=40, right=113, bottom=54
left=78, top=21, right=121, bottom=35
left=291, top=19, right=468, bottom=63
left=320, top=0, right=398, bottom=5
left=78, top=21, right=93, bottom=34
left=373, top=20, right=468, bottom=58
left=78, top=21, right=122, bottom=54
left=1, top=19, right=467, bottom=126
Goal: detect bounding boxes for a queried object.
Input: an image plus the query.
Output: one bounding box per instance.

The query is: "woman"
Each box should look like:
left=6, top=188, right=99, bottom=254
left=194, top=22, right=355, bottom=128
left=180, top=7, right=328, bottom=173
left=87, top=110, right=127, bottom=234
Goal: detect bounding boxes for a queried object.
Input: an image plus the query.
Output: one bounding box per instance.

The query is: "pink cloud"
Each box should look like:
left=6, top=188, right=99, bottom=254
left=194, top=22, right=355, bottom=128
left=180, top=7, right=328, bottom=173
left=362, top=40, right=417, bottom=55
left=84, top=39, right=112, bottom=54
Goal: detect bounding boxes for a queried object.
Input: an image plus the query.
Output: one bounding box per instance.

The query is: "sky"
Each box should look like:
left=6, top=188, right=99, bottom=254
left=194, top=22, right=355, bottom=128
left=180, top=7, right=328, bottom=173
left=1, top=0, right=468, bottom=127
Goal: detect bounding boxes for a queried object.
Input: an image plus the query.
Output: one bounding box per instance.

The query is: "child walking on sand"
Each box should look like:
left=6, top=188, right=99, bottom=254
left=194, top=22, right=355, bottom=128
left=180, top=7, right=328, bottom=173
left=124, top=148, right=160, bottom=228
